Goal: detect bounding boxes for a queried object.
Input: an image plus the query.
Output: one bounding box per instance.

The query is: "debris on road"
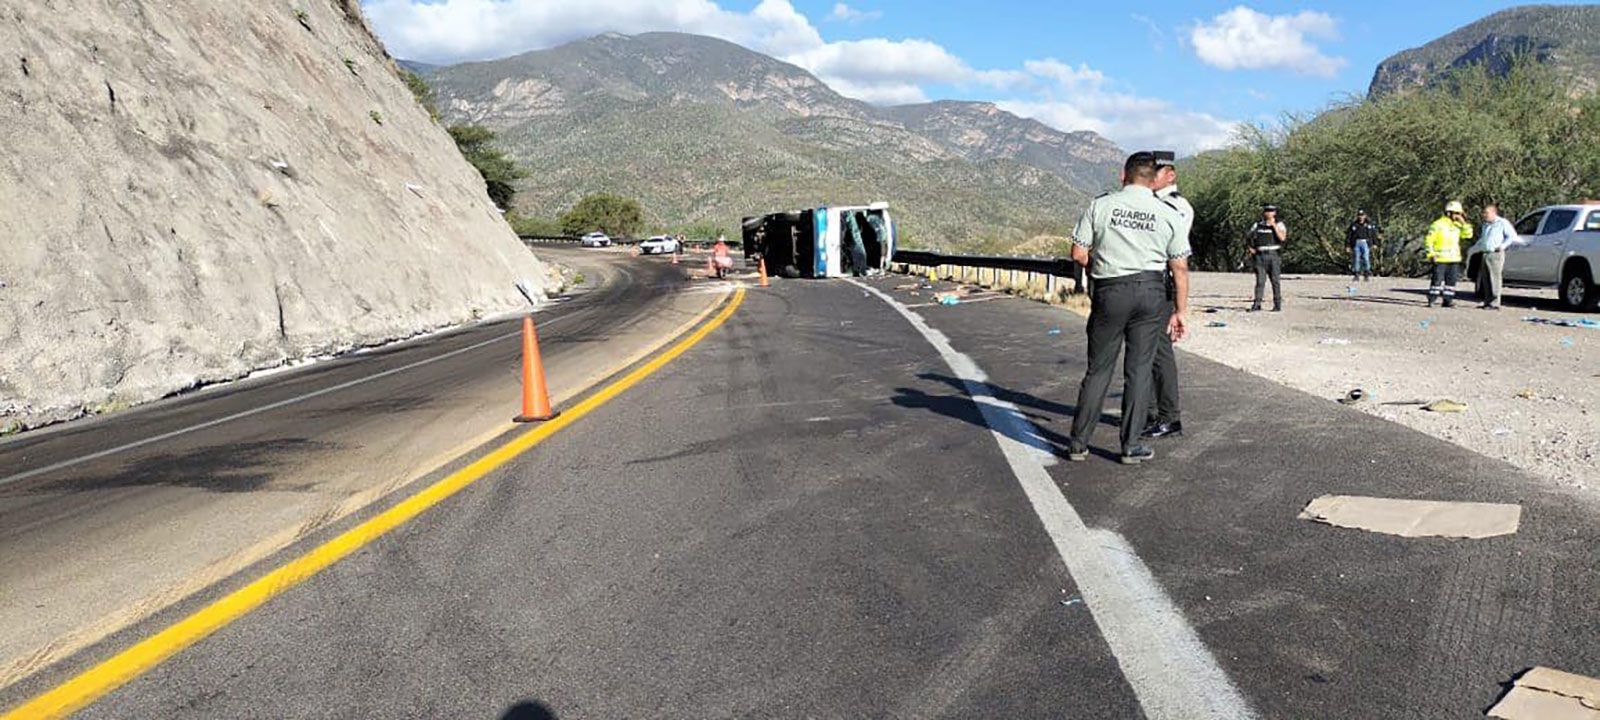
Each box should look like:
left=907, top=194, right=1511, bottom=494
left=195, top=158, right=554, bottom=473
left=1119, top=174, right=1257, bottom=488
left=1515, top=388, right=1538, bottom=400
left=1487, top=666, right=1600, bottom=720
left=1047, top=328, right=1062, bottom=335
left=1206, top=321, right=1228, bottom=328
left=1523, top=316, right=1600, bottom=330
left=1298, top=495, right=1521, bottom=539
left=1419, top=319, right=1434, bottom=329
left=1493, top=427, right=1514, bottom=436
left=1338, top=389, right=1367, bottom=405
left=1319, top=338, right=1350, bottom=346
left=1059, top=597, right=1083, bottom=607
left=1423, top=399, right=1468, bottom=413
left=936, top=293, right=961, bottom=306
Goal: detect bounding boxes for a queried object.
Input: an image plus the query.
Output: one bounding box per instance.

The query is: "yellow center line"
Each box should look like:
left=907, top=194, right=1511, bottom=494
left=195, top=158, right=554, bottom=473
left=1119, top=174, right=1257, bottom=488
left=4, top=287, right=747, bottom=720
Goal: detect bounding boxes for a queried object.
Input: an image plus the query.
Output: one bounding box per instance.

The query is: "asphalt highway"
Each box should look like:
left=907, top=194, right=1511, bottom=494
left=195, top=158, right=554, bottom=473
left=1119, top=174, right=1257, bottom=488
left=3, top=266, right=1597, bottom=718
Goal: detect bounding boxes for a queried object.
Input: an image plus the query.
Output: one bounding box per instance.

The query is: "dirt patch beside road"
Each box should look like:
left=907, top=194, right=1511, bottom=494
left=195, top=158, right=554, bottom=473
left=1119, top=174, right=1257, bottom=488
left=1179, top=271, right=1598, bottom=492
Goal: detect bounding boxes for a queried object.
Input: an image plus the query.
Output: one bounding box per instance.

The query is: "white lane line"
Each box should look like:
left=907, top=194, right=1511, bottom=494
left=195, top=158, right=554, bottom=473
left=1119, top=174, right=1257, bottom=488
left=0, top=313, right=578, bottom=489
left=851, top=279, right=1258, bottom=720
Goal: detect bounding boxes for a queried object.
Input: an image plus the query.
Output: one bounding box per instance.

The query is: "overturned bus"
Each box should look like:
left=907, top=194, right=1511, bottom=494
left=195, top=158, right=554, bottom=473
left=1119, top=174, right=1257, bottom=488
left=742, top=203, right=897, bottom=278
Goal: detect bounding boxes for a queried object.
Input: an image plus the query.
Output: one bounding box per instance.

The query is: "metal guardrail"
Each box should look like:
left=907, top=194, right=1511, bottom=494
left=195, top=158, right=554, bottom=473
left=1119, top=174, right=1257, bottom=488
left=892, top=250, right=1079, bottom=277
left=892, top=249, right=1087, bottom=297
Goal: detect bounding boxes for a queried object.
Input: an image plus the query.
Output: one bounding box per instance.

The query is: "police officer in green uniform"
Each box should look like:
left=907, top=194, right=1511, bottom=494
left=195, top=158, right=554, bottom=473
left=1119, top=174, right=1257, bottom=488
left=1144, top=150, right=1190, bottom=440
left=1248, top=204, right=1287, bottom=312
left=1067, top=152, right=1192, bottom=464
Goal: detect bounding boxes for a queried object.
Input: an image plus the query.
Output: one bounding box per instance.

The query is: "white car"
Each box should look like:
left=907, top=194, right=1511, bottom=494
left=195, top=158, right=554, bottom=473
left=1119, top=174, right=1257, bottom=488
left=638, top=235, right=681, bottom=255
left=1467, top=203, right=1600, bottom=310
left=579, top=232, right=612, bottom=248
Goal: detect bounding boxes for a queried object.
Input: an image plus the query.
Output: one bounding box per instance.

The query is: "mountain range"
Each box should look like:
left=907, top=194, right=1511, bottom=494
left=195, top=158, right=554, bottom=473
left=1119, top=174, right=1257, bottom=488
left=1370, top=4, right=1600, bottom=96
left=415, top=32, right=1123, bottom=251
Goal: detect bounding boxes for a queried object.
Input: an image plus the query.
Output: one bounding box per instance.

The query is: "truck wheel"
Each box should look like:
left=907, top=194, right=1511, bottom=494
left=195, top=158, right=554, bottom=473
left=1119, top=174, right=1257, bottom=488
left=1561, top=265, right=1599, bottom=311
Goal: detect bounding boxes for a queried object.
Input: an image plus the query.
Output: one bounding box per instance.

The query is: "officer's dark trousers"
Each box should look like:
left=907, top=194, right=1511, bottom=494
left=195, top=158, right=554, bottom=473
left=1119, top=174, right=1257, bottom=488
left=1253, top=252, right=1282, bottom=308
left=1071, top=272, right=1166, bottom=454
left=1429, top=262, right=1460, bottom=306
left=1148, top=306, right=1180, bottom=424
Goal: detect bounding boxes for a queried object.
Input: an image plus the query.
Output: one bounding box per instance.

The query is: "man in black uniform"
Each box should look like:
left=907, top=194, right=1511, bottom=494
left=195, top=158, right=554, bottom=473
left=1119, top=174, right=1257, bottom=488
left=1066, top=152, right=1192, bottom=465
left=1247, top=204, right=1287, bottom=312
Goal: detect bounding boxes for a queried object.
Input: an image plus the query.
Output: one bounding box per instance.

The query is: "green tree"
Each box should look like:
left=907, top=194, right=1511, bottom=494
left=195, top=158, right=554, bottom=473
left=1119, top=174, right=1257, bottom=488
left=448, top=125, right=526, bottom=211
left=398, top=69, right=439, bottom=122
left=508, top=213, right=563, bottom=237
left=1182, top=58, right=1600, bottom=275
left=560, top=194, right=645, bottom=237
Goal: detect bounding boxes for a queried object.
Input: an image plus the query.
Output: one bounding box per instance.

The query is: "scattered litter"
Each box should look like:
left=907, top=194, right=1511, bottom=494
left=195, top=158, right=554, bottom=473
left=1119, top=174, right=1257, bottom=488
left=1059, top=597, right=1084, bottom=607
left=862, top=290, right=871, bottom=298
left=1298, top=495, right=1522, bottom=539
left=839, top=320, right=853, bottom=326
left=1492, top=427, right=1514, bottom=436
left=1560, top=336, right=1576, bottom=349
left=895, top=283, right=920, bottom=290
left=909, top=291, right=920, bottom=296
left=1046, top=328, right=1062, bottom=335
left=1338, top=389, right=1367, bottom=405
left=0, top=279, right=7, bottom=289
left=936, top=293, right=962, bottom=306
left=1381, top=399, right=1428, bottom=406
left=1206, top=321, right=1228, bottom=328
left=1523, top=316, right=1600, bottom=330
left=1346, top=286, right=1358, bottom=295
left=1487, top=666, right=1600, bottom=720
left=1422, top=399, right=1468, bottom=413
left=1203, top=308, right=1220, bottom=314
left=1319, top=338, right=1351, bottom=346
left=1515, top=388, right=1537, bottom=399
left=1419, top=319, right=1433, bottom=329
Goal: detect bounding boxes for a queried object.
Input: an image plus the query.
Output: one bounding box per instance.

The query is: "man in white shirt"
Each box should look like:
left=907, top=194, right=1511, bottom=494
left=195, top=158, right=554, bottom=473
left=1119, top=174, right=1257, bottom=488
left=1475, top=204, right=1524, bottom=310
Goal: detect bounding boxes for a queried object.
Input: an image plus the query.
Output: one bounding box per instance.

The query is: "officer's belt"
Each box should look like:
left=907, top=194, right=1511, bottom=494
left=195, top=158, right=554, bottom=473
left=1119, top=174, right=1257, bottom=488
left=1093, top=270, right=1166, bottom=287
left=1254, top=245, right=1282, bottom=252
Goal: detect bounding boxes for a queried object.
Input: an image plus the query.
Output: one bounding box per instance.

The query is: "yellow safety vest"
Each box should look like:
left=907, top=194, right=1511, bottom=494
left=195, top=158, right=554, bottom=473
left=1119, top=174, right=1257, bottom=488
left=1425, top=216, right=1473, bottom=263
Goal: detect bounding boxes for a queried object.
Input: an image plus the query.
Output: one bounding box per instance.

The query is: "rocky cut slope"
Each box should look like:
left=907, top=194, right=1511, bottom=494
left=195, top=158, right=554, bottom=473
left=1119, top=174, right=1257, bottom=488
left=0, top=0, right=551, bottom=430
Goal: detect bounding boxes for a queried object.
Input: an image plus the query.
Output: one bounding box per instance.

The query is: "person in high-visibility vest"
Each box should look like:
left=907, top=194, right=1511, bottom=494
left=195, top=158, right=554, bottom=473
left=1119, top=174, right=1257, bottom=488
left=1424, top=200, right=1474, bottom=308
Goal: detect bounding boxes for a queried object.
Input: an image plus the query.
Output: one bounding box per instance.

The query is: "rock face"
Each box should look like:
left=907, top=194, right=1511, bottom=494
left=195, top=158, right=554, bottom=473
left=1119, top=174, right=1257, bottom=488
left=1369, top=5, right=1600, bottom=97
left=0, top=0, right=550, bottom=429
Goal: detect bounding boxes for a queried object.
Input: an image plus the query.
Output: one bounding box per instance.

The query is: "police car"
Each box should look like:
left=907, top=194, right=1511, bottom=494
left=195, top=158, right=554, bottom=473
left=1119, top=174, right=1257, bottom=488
left=1465, top=203, right=1600, bottom=311
left=638, top=235, right=680, bottom=255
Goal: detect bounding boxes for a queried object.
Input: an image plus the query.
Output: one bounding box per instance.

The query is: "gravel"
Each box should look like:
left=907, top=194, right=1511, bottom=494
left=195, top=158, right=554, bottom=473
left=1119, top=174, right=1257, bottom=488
left=1180, top=271, right=1598, bottom=492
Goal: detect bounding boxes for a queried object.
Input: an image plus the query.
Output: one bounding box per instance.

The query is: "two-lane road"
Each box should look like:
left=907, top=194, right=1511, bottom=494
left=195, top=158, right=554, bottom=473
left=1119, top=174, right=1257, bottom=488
left=4, top=267, right=1597, bottom=718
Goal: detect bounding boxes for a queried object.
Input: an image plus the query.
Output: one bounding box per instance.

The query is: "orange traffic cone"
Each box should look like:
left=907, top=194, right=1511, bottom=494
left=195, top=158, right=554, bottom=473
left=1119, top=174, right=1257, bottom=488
left=671, top=249, right=679, bottom=265
left=758, top=257, right=770, bottom=288
left=513, top=315, right=557, bottom=422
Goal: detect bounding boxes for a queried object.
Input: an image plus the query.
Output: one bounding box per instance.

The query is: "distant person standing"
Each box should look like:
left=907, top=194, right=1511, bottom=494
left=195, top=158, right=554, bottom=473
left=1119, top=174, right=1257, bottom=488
left=711, top=235, right=733, bottom=280
left=1346, top=209, right=1380, bottom=281
left=1066, top=152, right=1191, bottom=465
left=1425, top=201, right=1474, bottom=308
left=1474, top=203, right=1524, bottom=310
left=1247, top=204, right=1287, bottom=312
left=1144, top=150, right=1190, bottom=440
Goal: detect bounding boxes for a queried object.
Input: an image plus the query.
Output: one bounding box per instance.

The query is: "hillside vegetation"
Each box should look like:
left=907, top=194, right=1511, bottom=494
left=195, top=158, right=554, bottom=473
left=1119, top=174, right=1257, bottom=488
left=1183, top=61, right=1600, bottom=274
left=1371, top=4, right=1600, bottom=96
left=419, top=32, right=1121, bottom=251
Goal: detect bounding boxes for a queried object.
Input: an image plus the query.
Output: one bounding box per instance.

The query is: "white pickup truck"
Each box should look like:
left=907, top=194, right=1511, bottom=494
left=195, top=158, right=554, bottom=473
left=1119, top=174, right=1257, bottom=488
left=1466, top=203, right=1600, bottom=311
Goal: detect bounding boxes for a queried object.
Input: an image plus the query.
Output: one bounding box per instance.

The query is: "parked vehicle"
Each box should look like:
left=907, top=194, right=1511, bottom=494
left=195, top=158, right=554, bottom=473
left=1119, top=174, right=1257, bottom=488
left=1466, top=203, right=1600, bottom=311
left=639, top=235, right=680, bottom=255
left=579, top=232, right=612, bottom=248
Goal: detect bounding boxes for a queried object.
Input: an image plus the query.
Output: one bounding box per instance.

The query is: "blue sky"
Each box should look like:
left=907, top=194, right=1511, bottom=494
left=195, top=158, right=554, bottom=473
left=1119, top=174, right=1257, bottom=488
left=362, top=1, right=1581, bottom=153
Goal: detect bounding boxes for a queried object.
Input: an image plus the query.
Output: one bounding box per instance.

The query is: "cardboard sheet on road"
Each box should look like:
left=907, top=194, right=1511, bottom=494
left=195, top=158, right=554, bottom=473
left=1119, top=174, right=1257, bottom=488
left=1488, top=666, right=1600, bottom=719
left=1298, top=495, right=1521, bottom=539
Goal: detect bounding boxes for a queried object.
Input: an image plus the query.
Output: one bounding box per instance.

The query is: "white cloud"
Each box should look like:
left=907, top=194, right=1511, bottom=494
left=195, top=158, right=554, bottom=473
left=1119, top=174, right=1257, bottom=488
left=362, top=0, right=822, bottom=64
left=829, top=3, right=881, bottom=23
left=1190, top=6, right=1345, bottom=77
left=361, top=0, right=1241, bottom=152
left=997, top=58, right=1241, bottom=155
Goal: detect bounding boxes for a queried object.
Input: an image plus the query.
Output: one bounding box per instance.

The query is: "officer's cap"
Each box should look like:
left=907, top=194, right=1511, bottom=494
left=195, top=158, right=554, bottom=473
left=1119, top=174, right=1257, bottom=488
left=1357, top=208, right=1368, bottom=215
left=1261, top=203, right=1279, bottom=212
left=1151, top=150, right=1177, bottom=168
